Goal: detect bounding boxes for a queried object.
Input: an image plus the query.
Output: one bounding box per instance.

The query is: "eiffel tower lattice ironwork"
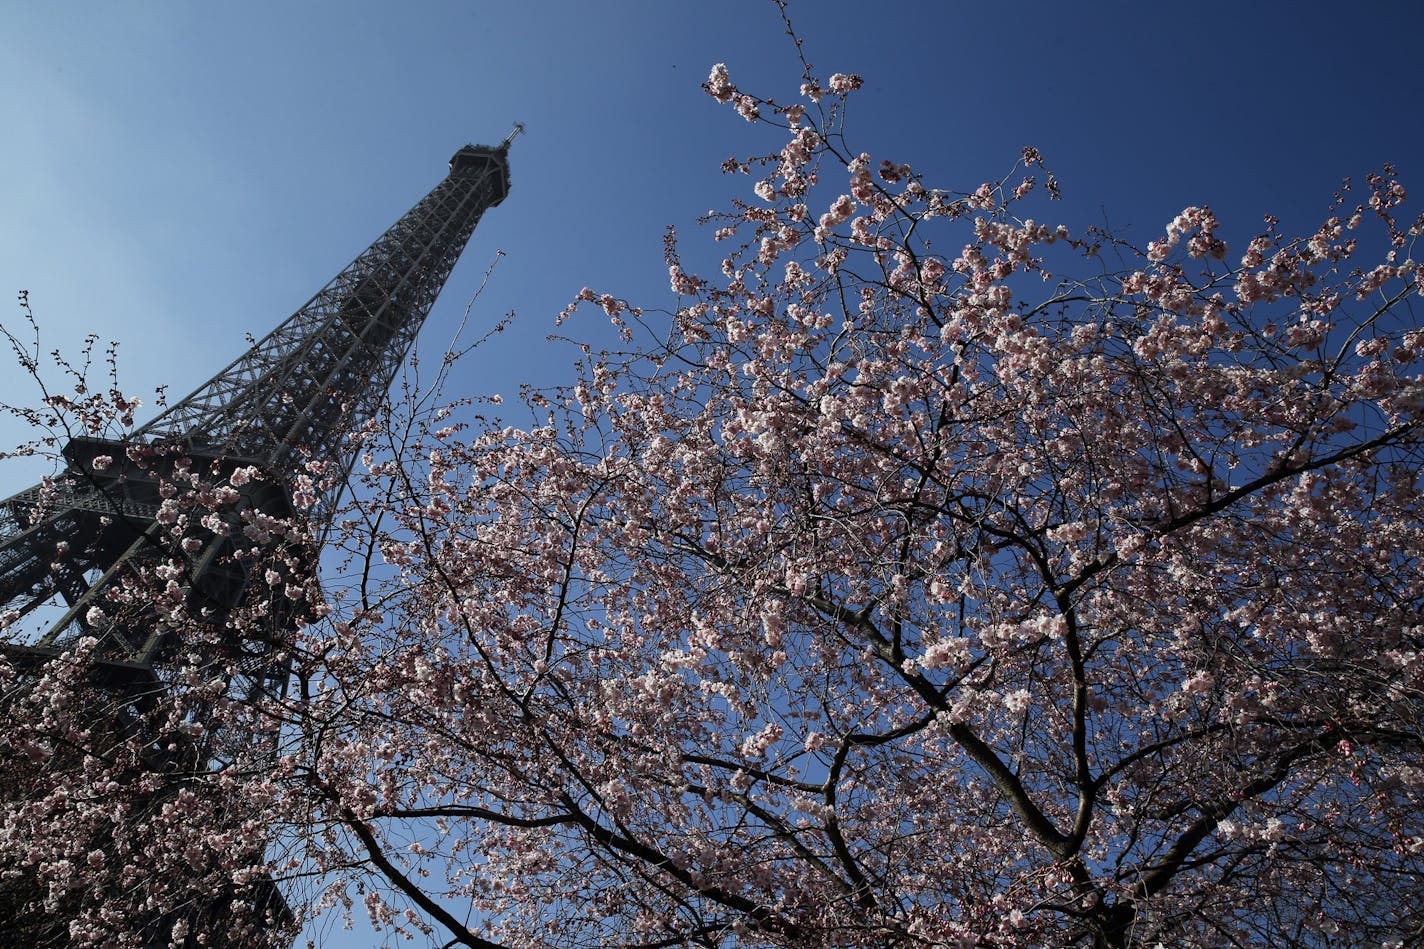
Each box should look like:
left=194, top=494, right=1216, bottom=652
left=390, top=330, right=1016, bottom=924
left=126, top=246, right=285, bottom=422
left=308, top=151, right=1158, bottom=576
left=0, top=134, right=515, bottom=943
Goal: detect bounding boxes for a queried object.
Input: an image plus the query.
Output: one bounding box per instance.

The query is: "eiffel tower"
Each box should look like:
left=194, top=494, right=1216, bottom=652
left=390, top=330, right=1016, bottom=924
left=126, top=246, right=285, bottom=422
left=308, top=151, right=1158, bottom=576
left=0, top=133, right=515, bottom=944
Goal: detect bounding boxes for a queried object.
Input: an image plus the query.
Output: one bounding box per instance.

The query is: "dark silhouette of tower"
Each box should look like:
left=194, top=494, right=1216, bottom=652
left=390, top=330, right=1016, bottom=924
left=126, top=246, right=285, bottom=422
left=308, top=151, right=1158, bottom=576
left=0, top=134, right=515, bottom=944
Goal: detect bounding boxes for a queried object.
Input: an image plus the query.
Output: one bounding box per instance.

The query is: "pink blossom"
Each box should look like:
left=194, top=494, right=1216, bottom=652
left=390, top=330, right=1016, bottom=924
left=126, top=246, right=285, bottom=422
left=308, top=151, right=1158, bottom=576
left=740, top=721, right=783, bottom=759
left=706, top=62, right=734, bottom=103
left=1182, top=671, right=1215, bottom=695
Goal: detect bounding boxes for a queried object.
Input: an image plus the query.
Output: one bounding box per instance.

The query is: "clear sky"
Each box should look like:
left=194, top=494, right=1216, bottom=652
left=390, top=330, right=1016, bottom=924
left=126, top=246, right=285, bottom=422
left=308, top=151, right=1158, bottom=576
left=3, top=0, right=1423, bottom=943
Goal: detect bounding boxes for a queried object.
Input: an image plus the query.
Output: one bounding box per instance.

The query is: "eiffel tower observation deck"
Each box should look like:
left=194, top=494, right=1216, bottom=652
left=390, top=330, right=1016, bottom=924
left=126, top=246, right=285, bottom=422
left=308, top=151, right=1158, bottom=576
left=0, top=133, right=516, bottom=944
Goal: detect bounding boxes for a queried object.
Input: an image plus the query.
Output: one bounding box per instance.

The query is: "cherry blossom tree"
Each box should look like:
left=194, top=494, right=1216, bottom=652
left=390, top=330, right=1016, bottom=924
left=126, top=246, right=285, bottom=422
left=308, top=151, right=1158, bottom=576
left=0, top=300, right=310, bottom=945
left=5, top=23, right=1424, bottom=949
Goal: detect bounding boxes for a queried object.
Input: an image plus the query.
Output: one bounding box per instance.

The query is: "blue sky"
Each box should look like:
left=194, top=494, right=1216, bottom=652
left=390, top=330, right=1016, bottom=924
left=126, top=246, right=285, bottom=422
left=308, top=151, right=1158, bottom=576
left=3, top=0, right=1423, bottom=943
left=4, top=1, right=1422, bottom=470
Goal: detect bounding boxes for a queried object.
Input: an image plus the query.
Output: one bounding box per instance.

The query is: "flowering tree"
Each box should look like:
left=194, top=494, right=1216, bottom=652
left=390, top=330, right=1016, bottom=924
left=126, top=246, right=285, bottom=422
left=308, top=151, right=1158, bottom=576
left=277, top=52, right=1424, bottom=946
left=5, top=27, right=1424, bottom=949
left=0, top=302, right=310, bottom=945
